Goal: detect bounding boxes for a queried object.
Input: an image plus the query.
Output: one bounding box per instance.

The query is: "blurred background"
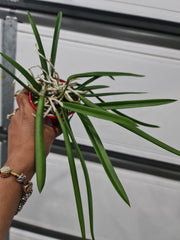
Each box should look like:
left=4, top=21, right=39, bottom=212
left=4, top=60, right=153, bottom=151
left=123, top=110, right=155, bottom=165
left=0, top=0, right=180, bottom=239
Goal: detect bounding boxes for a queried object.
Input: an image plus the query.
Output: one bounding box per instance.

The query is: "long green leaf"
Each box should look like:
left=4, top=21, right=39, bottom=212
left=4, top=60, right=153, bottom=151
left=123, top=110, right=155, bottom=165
left=79, top=113, right=130, bottom=206
left=67, top=71, right=144, bottom=82
left=96, top=99, right=177, bottom=110
left=62, top=109, right=95, bottom=240
left=76, top=76, right=100, bottom=90
left=55, top=110, right=86, bottom=239
left=91, top=89, right=179, bottom=155
left=81, top=85, right=109, bottom=91
left=89, top=90, right=159, bottom=128
left=35, top=95, right=46, bottom=192
left=27, top=11, right=49, bottom=77
left=83, top=92, right=146, bottom=97
left=112, top=109, right=159, bottom=128
left=50, top=12, right=62, bottom=75
left=0, top=53, right=41, bottom=92
left=62, top=102, right=137, bottom=127
left=0, top=63, right=38, bottom=95
left=79, top=94, right=158, bottom=129
left=79, top=94, right=159, bottom=129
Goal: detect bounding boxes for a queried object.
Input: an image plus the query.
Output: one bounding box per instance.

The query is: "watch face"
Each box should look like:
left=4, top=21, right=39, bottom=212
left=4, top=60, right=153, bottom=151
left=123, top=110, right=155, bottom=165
left=0, top=166, right=11, bottom=178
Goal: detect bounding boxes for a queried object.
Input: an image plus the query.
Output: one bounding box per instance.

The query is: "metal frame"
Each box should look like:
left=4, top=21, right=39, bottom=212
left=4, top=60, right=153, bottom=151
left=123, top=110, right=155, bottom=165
left=0, top=16, right=17, bottom=166
left=1, top=16, right=17, bottom=130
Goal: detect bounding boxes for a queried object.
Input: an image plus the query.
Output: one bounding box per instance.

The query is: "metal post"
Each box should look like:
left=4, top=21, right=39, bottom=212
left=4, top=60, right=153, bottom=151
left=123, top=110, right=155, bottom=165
left=0, top=16, right=17, bottom=240
left=1, top=16, right=17, bottom=131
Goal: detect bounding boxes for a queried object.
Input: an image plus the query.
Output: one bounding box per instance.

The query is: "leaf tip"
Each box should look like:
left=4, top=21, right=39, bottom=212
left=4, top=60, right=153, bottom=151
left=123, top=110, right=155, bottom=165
left=37, top=180, right=45, bottom=193
left=171, top=99, right=177, bottom=103
left=125, top=197, right=131, bottom=207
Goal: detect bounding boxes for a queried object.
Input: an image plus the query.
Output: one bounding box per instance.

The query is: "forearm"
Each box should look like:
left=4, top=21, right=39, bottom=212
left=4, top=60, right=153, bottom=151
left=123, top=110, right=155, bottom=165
left=0, top=138, right=54, bottom=239
left=0, top=155, right=34, bottom=240
left=0, top=175, right=22, bottom=239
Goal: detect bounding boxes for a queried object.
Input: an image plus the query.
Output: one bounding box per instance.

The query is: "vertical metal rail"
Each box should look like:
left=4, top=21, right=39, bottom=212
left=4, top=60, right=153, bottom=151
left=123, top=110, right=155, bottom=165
left=1, top=16, right=17, bottom=130
left=0, top=16, right=17, bottom=240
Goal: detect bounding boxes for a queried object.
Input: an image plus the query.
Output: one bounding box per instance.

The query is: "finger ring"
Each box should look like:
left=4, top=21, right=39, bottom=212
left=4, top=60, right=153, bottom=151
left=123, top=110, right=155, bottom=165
left=7, top=108, right=19, bottom=120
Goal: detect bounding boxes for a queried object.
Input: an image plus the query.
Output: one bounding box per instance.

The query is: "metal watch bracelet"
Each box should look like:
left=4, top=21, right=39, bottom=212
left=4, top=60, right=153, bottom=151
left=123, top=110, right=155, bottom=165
left=0, top=166, right=33, bottom=214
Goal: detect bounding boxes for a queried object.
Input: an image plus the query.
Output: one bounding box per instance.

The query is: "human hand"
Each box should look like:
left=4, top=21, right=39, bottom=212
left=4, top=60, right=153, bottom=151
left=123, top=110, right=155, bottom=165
left=6, top=89, right=61, bottom=180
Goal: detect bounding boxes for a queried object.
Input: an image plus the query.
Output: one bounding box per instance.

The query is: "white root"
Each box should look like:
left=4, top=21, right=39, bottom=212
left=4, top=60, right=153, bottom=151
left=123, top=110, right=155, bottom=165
left=51, top=97, right=64, bottom=107
left=14, top=89, right=24, bottom=96
left=48, top=97, right=57, bottom=112
left=44, top=106, right=53, bottom=118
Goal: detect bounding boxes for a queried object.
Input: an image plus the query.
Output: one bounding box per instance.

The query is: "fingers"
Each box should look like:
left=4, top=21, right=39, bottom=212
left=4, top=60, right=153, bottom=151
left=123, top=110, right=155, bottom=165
left=15, top=90, right=31, bottom=109
left=6, top=90, right=35, bottom=123
left=43, top=118, right=62, bottom=137
left=14, top=89, right=61, bottom=138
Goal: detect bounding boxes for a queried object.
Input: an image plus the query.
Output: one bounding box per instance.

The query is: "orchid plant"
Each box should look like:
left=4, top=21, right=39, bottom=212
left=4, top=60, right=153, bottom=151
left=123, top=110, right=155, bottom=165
left=0, top=11, right=180, bottom=240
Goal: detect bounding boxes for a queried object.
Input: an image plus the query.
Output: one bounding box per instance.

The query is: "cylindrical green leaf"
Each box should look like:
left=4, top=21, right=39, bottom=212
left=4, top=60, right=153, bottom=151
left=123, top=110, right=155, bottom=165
left=62, top=102, right=137, bottom=127
left=27, top=11, right=49, bottom=78
left=35, top=95, right=46, bottom=192
left=96, top=99, right=177, bottom=110
left=56, top=110, right=86, bottom=239
left=50, top=12, right=62, bottom=75
left=62, top=109, right=95, bottom=240
left=79, top=113, right=130, bottom=206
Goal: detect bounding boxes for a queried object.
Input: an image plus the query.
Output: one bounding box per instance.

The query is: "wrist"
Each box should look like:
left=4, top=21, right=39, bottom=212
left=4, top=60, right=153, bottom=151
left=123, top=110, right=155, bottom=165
left=0, top=166, right=33, bottom=215
left=6, top=153, right=35, bottom=181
